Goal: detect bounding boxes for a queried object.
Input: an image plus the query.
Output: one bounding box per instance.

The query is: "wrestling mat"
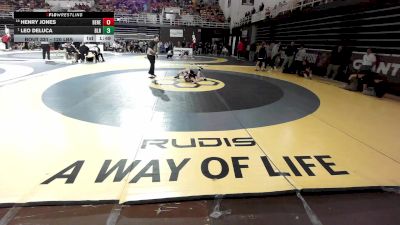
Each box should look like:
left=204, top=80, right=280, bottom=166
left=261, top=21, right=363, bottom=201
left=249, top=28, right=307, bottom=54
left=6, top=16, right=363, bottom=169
left=0, top=52, right=399, bottom=206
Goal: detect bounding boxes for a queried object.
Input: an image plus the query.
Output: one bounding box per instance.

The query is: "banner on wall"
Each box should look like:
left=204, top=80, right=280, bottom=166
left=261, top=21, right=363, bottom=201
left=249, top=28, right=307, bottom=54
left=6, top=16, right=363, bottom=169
left=173, top=47, right=193, bottom=57
left=170, top=29, right=183, bottom=38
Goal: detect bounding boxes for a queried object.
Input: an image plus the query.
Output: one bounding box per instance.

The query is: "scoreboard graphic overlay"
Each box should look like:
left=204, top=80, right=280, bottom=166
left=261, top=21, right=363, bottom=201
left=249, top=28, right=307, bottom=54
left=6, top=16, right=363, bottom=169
left=14, top=12, right=115, bottom=43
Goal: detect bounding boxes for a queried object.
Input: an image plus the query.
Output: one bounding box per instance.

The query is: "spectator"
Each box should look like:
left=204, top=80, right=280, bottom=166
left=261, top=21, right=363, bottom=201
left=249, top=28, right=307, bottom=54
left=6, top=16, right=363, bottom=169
left=345, top=48, right=376, bottom=92
left=212, top=42, right=218, bottom=55
left=237, top=39, right=245, bottom=60
left=364, top=73, right=388, bottom=98
left=260, top=3, right=265, bottom=12
left=157, top=41, right=163, bottom=53
left=167, top=49, right=173, bottom=59
left=294, top=44, right=306, bottom=75
left=164, top=41, right=170, bottom=53
left=1, top=34, right=11, bottom=50
left=264, top=42, right=272, bottom=70
left=197, top=42, right=203, bottom=55
left=360, top=48, right=376, bottom=73
left=255, top=42, right=267, bottom=71
left=255, top=42, right=262, bottom=59
left=65, top=43, right=79, bottom=63
left=281, top=41, right=296, bottom=73
left=249, top=42, right=257, bottom=62
left=221, top=46, right=229, bottom=56
left=299, top=59, right=312, bottom=79
left=326, top=46, right=345, bottom=80
left=79, top=43, right=89, bottom=62
left=345, top=71, right=387, bottom=98
left=270, top=42, right=281, bottom=69
left=1, top=25, right=11, bottom=50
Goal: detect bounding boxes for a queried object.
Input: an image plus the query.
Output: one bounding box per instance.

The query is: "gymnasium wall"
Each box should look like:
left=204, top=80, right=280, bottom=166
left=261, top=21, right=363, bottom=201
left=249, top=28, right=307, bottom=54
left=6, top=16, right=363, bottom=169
left=158, top=27, right=229, bottom=46
left=159, top=27, right=201, bottom=46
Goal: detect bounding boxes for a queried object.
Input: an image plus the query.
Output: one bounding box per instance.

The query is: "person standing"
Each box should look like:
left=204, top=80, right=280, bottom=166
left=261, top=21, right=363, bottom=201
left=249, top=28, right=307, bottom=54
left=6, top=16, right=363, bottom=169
left=270, top=42, right=281, bottom=69
left=212, top=42, right=218, bottom=55
left=237, top=39, right=245, bottom=60
left=255, top=42, right=267, bottom=71
left=281, top=41, right=296, bottom=73
left=326, top=45, right=345, bottom=80
left=294, top=44, right=306, bottom=75
left=164, top=41, right=170, bottom=53
left=147, top=35, right=159, bottom=78
left=269, top=43, right=281, bottom=69
left=264, top=42, right=272, bottom=70
left=2, top=25, right=11, bottom=50
left=249, top=42, right=256, bottom=62
left=197, top=41, right=203, bottom=55
left=41, top=41, right=51, bottom=60
left=157, top=41, right=162, bottom=54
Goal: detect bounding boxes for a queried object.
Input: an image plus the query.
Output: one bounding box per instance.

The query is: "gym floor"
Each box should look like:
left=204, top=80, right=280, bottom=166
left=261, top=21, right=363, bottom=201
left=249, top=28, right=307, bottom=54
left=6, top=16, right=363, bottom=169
left=0, top=51, right=399, bottom=224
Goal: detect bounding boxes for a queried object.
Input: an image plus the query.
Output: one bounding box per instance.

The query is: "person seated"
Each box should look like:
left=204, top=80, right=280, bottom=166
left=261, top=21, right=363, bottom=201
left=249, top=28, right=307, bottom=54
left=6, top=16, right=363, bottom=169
left=344, top=71, right=367, bottom=92
left=298, top=59, right=312, bottom=79
left=370, top=74, right=388, bottom=98
left=65, top=43, right=79, bottom=63
left=167, top=50, right=173, bottom=59
left=221, top=46, right=229, bottom=56
left=360, top=72, right=388, bottom=98
left=79, top=43, right=89, bottom=63
left=344, top=70, right=387, bottom=97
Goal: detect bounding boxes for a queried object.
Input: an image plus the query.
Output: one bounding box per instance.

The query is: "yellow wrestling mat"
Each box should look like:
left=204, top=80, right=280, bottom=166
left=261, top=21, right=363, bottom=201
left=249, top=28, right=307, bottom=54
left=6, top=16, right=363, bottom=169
left=0, top=57, right=399, bottom=205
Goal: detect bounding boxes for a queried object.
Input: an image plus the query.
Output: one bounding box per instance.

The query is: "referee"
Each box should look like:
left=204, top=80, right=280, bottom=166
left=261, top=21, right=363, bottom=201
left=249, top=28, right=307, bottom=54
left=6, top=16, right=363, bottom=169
left=41, top=41, right=50, bottom=60
left=147, top=35, right=159, bottom=78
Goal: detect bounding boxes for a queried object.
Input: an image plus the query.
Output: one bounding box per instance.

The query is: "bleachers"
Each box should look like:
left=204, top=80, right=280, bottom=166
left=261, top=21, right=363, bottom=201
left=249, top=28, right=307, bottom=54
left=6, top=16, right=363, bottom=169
left=255, top=1, right=400, bottom=54
left=0, top=4, right=13, bottom=13
left=115, top=13, right=229, bottom=29
left=114, top=26, right=159, bottom=40
left=236, top=0, right=334, bottom=27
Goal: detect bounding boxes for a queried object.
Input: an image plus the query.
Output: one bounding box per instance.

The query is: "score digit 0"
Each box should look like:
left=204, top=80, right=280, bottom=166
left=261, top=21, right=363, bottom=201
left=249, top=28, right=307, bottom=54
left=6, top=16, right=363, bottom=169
left=102, top=18, right=115, bottom=26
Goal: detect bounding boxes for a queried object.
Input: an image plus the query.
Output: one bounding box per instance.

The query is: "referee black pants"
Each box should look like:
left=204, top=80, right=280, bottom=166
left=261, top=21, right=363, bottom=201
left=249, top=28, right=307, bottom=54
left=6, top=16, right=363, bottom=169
left=41, top=44, right=50, bottom=60
left=147, top=55, right=156, bottom=75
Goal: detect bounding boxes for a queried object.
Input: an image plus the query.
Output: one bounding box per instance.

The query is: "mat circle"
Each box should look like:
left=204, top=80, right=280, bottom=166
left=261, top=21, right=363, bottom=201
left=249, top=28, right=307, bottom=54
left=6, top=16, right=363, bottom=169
left=42, top=69, right=320, bottom=131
